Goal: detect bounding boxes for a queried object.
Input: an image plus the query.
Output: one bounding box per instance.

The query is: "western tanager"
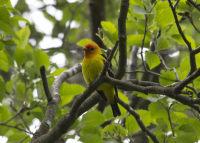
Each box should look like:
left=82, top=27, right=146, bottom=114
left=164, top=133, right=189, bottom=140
left=82, top=43, right=121, bottom=117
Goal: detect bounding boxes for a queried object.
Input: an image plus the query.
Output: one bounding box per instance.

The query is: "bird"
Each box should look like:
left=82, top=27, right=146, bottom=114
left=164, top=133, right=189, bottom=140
left=82, top=43, right=121, bottom=117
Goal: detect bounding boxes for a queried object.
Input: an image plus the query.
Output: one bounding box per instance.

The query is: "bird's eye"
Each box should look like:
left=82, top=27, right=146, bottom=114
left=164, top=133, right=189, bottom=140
left=91, top=48, right=94, bottom=50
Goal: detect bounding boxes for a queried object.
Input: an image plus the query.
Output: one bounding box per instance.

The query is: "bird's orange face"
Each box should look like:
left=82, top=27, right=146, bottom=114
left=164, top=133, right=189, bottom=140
left=83, top=43, right=101, bottom=57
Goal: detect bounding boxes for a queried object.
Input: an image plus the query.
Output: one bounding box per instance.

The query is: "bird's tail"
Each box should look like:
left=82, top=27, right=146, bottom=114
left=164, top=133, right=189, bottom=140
left=110, top=96, right=121, bottom=117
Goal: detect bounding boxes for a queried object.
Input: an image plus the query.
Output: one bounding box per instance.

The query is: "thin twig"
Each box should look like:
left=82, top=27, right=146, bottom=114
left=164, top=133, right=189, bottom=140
left=116, top=97, right=160, bottom=143
left=140, top=15, right=148, bottom=71
left=0, top=124, right=32, bottom=134
left=152, top=35, right=179, bottom=80
left=174, top=0, right=180, bottom=8
left=62, top=2, right=83, bottom=47
left=187, top=0, right=200, bottom=12
left=168, top=0, right=197, bottom=76
left=187, top=15, right=200, bottom=33
left=166, top=104, right=175, bottom=137
left=19, top=135, right=30, bottom=143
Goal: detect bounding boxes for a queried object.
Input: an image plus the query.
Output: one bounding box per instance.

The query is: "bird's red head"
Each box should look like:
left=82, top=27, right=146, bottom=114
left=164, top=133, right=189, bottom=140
left=83, top=43, right=101, bottom=57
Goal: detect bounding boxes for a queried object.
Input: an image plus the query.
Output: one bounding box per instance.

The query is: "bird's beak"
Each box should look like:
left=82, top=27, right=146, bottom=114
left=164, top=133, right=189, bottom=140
left=82, top=47, right=89, bottom=51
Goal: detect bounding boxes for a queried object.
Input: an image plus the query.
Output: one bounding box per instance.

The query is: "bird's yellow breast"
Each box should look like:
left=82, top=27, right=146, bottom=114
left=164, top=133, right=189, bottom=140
left=82, top=54, right=105, bottom=85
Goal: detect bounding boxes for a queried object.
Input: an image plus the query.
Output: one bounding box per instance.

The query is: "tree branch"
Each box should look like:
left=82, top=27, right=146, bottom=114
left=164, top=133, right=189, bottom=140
left=117, top=98, right=160, bottom=143
left=174, top=68, right=200, bottom=94
left=115, top=0, right=129, bottom=79
left=102, top=76, right=200, bottom=112
left=168, top=0, right=197, bottom=76
left=40, top=66, right=52, bottom=102
left=187, top=0, right=200, bottom=12
left=30, top=63, right=82, bottom=142
left=31, top=40, right=118, bottom=143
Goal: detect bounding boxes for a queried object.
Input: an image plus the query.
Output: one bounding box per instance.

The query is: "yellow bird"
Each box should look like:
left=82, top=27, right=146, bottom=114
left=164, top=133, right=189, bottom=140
left=82, top=43, right=121, bottom=117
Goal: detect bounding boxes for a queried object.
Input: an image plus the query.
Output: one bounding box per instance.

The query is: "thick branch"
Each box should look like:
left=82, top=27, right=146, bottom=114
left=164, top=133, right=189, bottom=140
left=115, top=0, right=129, bottom=79
left=31, top=40, right=118, bottom=142
left=174, top=68, right=200, bottom=93
left=40, top=66, right=52, bottom=102
left=30, top=64, right=82, bottom=142
left=102, top=76, right=200, bottom=112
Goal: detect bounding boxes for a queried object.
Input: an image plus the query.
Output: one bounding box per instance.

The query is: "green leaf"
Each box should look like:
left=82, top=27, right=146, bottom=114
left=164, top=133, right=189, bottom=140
left=172, top=104, right=189, bottom=111
left=14, top=47, right=26, bottom=67
left=25, top=61, right=35, bottom=81
left=126, top=115, right=137, bottom=134
left=152, top=123, right=168, bottom=133
left=16, top=82, right=25, bottom=100
left=188, top=119, right=200, bottom=139
left=0, top=75, right=5, bottom=102
left=104, top=123, right=128, bottom=136
left=79, top=133, right=105, bottom=143
left=6, top=77, right=17, bottom=94
left=177, top=57, right=190, bottom=80
left=101, top=21, right=117, bottom=33
left=155, top=2, right=174, bottom=29
left=13, top=26, right=30, bottom=49
left=81, top=110, right=105, bottom=126
left=146, top=96, right=160, bottom=102
left=165, top=24, right=185, bottom=36
left=149, top=101, right=167, bottom=118
left=0, top=21, right=19, bottom=40
left=5, top=0, right=12, bottom=8
left=80, top=125, right=103, bottom=138
left=103, top=106, right=113, bottom=119
left=174, top=112, right=187, bottom=118
left=132, top=5, right=147, bottom=15
left=0, top=0, right=7, bottom=6
left=59, top=84, right=85, bottom=106
left=7, top=134, right=29, bottom=143
left=32, top=48, right=50, bottom=75
left=0, top=41, right=5, bottom=50
left=0, top=51, right=9, bottom=72
left=171, top=35, right=196, bottom=49
left=10, top=17, right=30, bottom=25
left=118, top=92, right=129, bottom=116
left=127, top=34, right=151, bottom=46
left=178, top=124, right=196, bottom=134
left=76, top=39, right=95, bottom=47
left=102, top=36, right=113, bottom=49
left=126, top=110, right=154, bottom=134
left=4, top=40, right=17, bottom=58
left=0, top=7, right=10, bottom=24
left=51, top=68, right=67, bottom=76
left=0, top=106, right=11, bottom=122
left=157, top=37, right=169, bottom=50
left=130, top=0, right=143, bottom=6
left=137, top=110, right=154, bottom=126
left=152, top=130, right=165, bottom=143
left=145, top=51, right=161, bottom=70
left=159, top=70, right=176, bottom=86
left=136, top=19, right=145, bottom=30
left=171, top=133, right=198, bottom=143
left=118, top=92, right=129, bottom=103
left=7, top=8, right=21, bottom=15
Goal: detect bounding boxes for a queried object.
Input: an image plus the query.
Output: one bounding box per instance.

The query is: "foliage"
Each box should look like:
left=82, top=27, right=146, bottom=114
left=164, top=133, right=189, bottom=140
left=0, top=0, right=200, bottom=143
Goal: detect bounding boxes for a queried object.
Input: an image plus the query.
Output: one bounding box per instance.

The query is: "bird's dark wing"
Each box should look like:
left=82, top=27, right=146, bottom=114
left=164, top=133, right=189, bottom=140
left=100, top=54, right=118, bottom=98
left=96, top=90, right=107, bottom=102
